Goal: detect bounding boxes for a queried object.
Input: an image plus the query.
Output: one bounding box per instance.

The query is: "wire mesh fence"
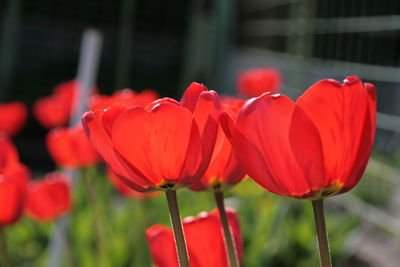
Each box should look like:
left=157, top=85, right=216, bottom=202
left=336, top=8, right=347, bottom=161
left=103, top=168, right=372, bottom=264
left=235, top=0, right=400, bottom=265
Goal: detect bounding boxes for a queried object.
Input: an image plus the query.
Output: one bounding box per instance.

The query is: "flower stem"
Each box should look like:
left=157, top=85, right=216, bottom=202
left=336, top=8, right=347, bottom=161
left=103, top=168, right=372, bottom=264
left=165, top=190, right=189, bottom=267
left=81, top=167, right=106, bottom=267
left=214, top=191, right=239, bottom=267
left=311, top=199, right=332, bottom=267
left=0, top=227, right=10, bottom=267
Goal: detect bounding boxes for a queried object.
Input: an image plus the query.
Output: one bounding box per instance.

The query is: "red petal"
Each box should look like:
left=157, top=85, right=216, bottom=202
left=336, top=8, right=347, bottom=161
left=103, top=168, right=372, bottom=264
left=33, top=97, right=70, bottom=128
left=212, top=208, right=243, bottom=261
left=0, top=102, right=27, bottom=136
left=364, top=83, right=377, bottom=142
left=0, top=134, right=19, bottom=169
left=296, top=77, right=373, bottom=189
left=145, top=97, right=180, bottom=111
left=102, top=104, right=128, bottom=137
left=220, top=112, right=235, bottom=141
left=288, top=105, right=326, bottom=193
left=2, top=162, right=30, bottom=189
left=82, top=111, right=151, bottom=191
left=180, top=82, right=207, bottom=112
left=0, top=177, right=24, bottom=226
left=237, top=68, right=281, bottom=98
left=46, top=128, right=78, bottom=168
left=146, top=209, right=243, bottom=267
left=25, top=173, right=71, bottom=222
left=70, top=125, right=100, bottom=166
left=112, top=104, right=199, bottom=186
left=146, top=225, right=179, bottom=267
left=187, top=91, right=220, bottom=183
left=235, top=93, right=325, bottom=197
left=183, top=213, right=228, bottom=266
left=191, top=125, right=245, bottom=191
left=46, top=126, right=99, bottom=168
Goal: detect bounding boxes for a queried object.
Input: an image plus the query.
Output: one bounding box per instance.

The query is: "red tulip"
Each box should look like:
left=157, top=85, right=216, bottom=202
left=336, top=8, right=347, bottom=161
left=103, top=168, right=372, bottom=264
left=46, top=125, right=100, bottom=168
left=0, top=177, right=25, bottom=226
left=0, top=135, right=30, bottom=226
left=107, top=169, right=160, bottom=199
left=0, top=135, right=30, bottom=187
left=223, top=76, right=376, bottom=199
left=146, top=209, right=243, bottom=267
left=89, top=89, right=158, bottom=111
left=25, top=172, right=71, bottom=222
left=82, top=82, right=220, bottom=192
left=34, top=80, right=97, bottom=128
left=190, top=97, right=246, bottom=191
left=237, top=68, right=281, bottom=98
left=0, top=102, right=28, bottom=136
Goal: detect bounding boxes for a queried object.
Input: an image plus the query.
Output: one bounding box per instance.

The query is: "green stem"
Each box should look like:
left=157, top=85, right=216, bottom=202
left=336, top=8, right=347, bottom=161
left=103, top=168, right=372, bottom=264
left=311, top=199, right=332, bottom=267
left=131, top=199, right=150, bottom=267
left=81, top=167, right=106, bottom=267
left=165, top=190, right=190, bottom=267
left=214, top=191, right=239, bottom=267
left=0, top=227, right=10, bottom=267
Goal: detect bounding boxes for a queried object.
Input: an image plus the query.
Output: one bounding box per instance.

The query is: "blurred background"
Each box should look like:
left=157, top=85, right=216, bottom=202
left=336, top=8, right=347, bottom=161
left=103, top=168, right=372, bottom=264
left=1, top=0, right=400, bottom=266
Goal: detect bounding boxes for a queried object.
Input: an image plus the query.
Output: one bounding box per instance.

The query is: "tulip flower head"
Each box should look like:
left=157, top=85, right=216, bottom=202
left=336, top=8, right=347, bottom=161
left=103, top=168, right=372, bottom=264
left=190, top=97, right=246, bottom=192
left=0, top=135, right=30, bottom=226
left=34, top=80, right=97, bottom=128
left=46, top=124, right=100, bottom=169
left=0, top=102, right=28, bottom=136
left=25, top=172, right=71, bottom=222
left=82, top=82, right=220, bottom=192
left=89, top=89, right=158, bottom=111
left=237, top=67, right=281, bottom=98
left=223, top=76, right=376, bottom=199
left=146, top=209, right=243, bottom=267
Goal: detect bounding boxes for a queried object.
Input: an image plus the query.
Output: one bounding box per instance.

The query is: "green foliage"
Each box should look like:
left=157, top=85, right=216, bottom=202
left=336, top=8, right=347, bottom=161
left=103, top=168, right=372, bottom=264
left=3, top=167, right=360, bottom=267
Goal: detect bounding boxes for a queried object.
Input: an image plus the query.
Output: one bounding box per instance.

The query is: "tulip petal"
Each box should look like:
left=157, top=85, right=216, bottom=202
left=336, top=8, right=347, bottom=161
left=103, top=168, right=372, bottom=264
left=25, top=173, right=71, bottom=222
left=0, top=102, right=27, bottom=136
left=187, top=91, right=220, bottom=181
left=82, top=111, right=150, bottom=191
left=289, top=105, right=326, bottom=192
left=146, top=209, right=243, bottom=267
left=102, top=104, right=128, bottom=137
left=0, top=134, right=19, bottom=168
left=112, top=104, right=198, bottom=185
left=183, top=213, right=228, bottom=266
left=0, top=177, right=23, bottom=226
left=296, top=77, right=372, bottom=187
left=180, top=82, right=207, bottom=112
left=146, top=225, right=179, bottom=267
left=47, top=128, right=78, bottom=167
left=145, top=97, right=180, bottom=111
left=235, top=93, right=325, bottom=197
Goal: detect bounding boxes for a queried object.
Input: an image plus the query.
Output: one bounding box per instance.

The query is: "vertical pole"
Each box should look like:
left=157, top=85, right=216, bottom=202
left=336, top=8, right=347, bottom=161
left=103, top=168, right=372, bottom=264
left=46, top=29, right=103, bottom=267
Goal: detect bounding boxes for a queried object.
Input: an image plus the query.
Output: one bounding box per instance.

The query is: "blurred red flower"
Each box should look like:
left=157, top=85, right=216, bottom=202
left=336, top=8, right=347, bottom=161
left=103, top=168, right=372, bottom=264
left=146, top=209, right=242, bottom=267
left=34, top=80, right=96, bottom=128
left=0, top=102, right=28, bottom=136
left=190, top=97, right=246, bottom=191
left=237, top=68, right=281, bottom=98
left=82, top=82, right=220, bottom=192
left=46, top=125, right=100, bottom=168
left=223, top=76, right=376, bottom=199
left=107, top=169, right=160, bottom=199
left=89, top=89, right=158, bottom=111
left=0, top=135, right=30, bottom=226
left=25, top=172, right=71, bottom=222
